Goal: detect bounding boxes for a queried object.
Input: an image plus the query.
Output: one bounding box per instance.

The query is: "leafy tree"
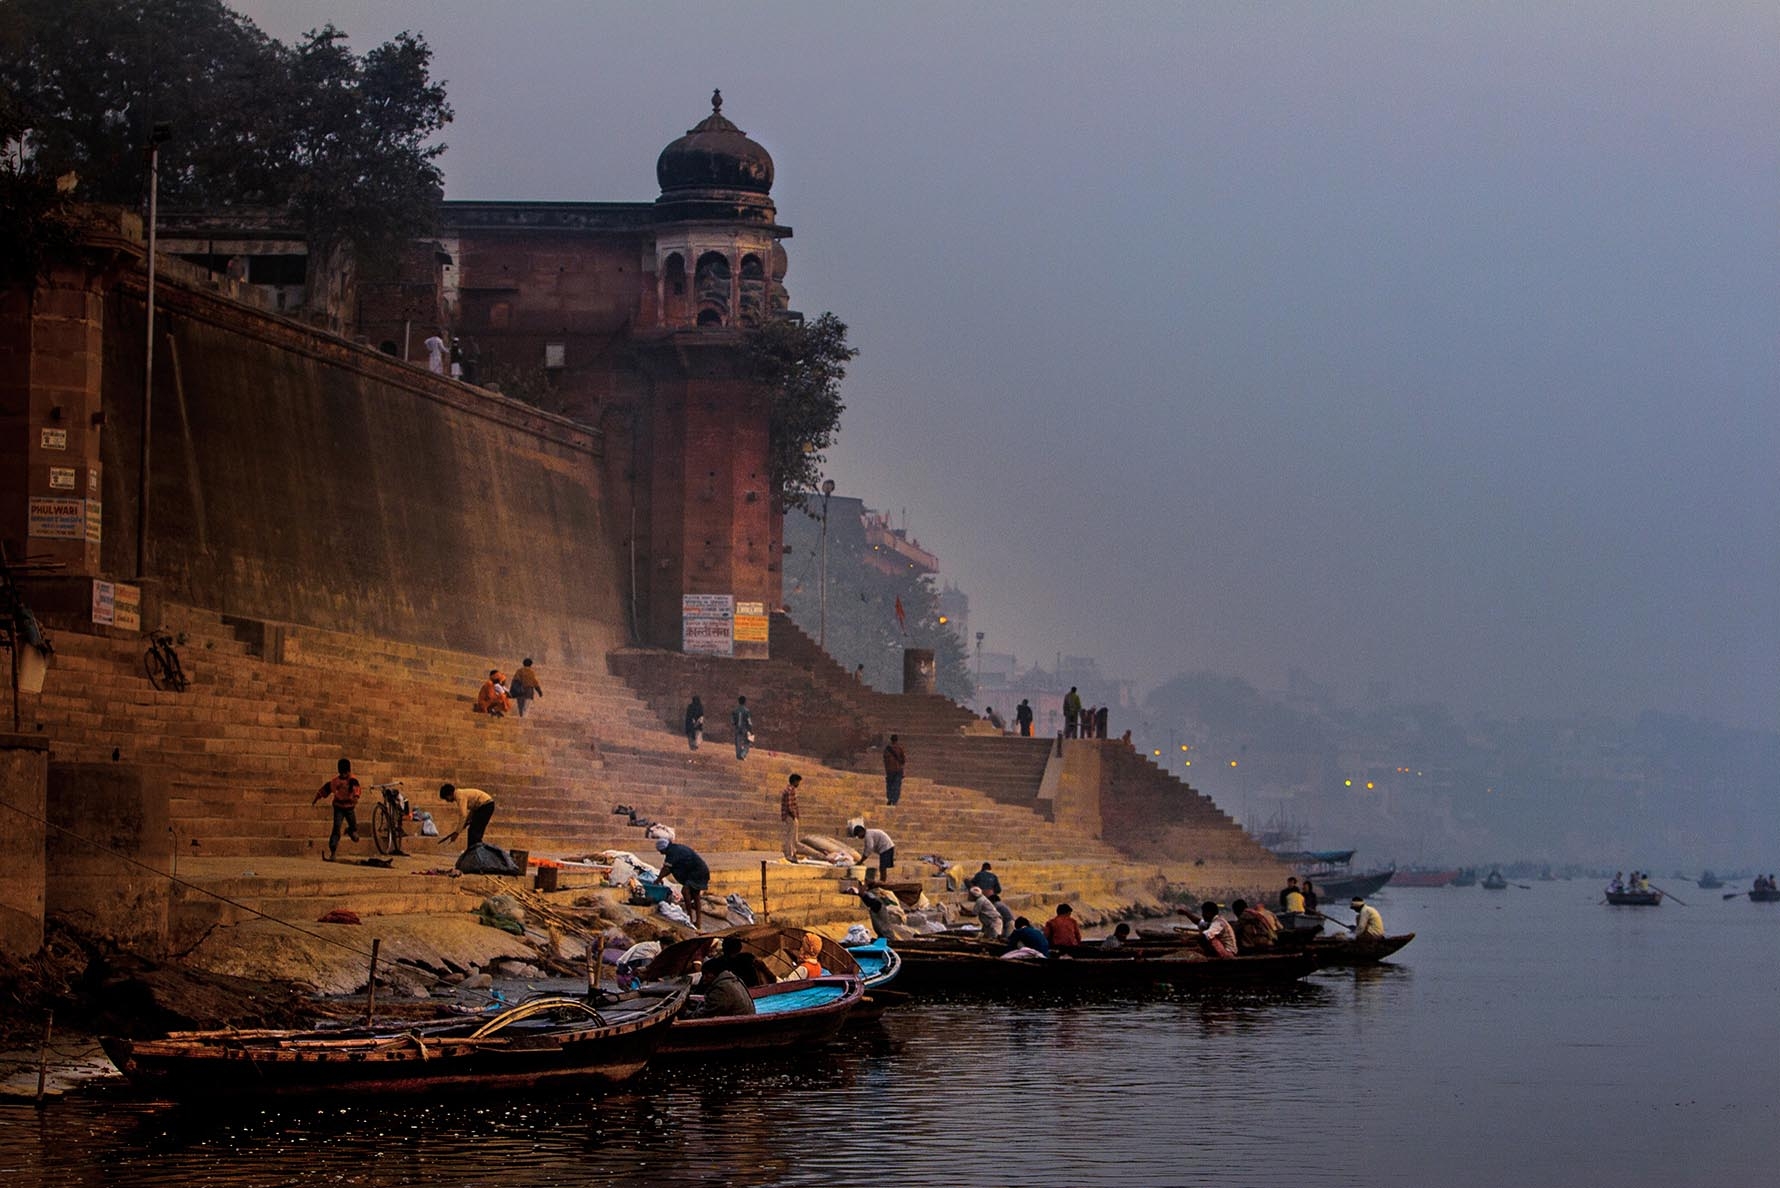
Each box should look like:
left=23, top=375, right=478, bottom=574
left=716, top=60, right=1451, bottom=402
left=0, top=87, right=78, bottom=286
left=749, top=312, right=855, bottom=508
left=0, top=0, right=450, bottom=302
left=782, top=502, right=974, bottom=701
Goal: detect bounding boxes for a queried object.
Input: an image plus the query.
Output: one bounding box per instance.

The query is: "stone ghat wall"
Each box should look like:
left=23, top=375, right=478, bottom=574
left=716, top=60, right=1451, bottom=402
left=96, top=270, right=629, bottom=666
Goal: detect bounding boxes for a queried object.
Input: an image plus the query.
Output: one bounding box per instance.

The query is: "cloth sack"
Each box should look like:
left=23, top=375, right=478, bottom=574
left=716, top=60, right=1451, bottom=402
left=657, top=900, right=693, bottom=926
left=843, top=924, right=873, bottom=946
left=724, top=893, right=757, bottom=927
left=456, top=843, right=521, bottom=875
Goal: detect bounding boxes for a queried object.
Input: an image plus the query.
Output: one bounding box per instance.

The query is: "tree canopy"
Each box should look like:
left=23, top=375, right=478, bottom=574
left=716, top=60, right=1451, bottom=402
left=749, top=312, right=855, bottom=509
left=0, top=0, right=451, bottom=273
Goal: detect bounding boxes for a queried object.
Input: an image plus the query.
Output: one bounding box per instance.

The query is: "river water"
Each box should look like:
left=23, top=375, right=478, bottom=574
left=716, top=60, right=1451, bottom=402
left=2, top=883, right=1775, bottom=1187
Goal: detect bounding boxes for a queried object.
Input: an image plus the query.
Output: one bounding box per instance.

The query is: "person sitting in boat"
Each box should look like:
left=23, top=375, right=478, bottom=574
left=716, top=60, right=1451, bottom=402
left=1348, top=896, right=1385, bottom=941
left=1004, top=916, right=1049, bottom=957
left=1279, top=877, right=1306, bottom=914
left=1100, top=922, right=1133, bottom=949
left=783, top=932, right=825, bottom=981
left=1194, top=901, right=1238, bottom=958
left=700, top=934, right=769, bottom=989
left=965, top=886, right=1003, bottom=939
left=1043, top=903, right=1083, bottom=950
left=696, top=969, right=757, bottom=1018
left=1609, top=871, right=1625, bottom=893
left=1233, top=898, right=1280, bottom=951
left=1301, top=879, right=1319, bottom=913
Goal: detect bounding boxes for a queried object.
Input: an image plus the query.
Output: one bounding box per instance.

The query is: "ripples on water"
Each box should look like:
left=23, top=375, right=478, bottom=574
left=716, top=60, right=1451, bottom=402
left=2, top=888, right=1776, bottom=1187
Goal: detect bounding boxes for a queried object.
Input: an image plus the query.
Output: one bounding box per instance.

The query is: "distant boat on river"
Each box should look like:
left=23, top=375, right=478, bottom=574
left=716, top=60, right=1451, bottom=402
left=1604, top=888, right=1663, bottom=906
left=1481, top=869, right=1509, bottom=891
left=1695, top=871, right=1724, bottom=889
left=1451, top=867, right=1478, bottom=887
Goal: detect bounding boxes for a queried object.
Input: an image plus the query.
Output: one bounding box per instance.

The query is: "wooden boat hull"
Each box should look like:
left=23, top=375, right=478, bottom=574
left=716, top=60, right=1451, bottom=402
left=1750, top=888, right=1780, bottom=903
left=101, top=991, right=686, bottom=1100
left=1604, top=890, right=1662, bottom=905
left=1388, top=869, right=1458, bottom=888
left=655, top=976, right=863, bottom=1056
left=892, top=948, right=1317, bottom=995
left=1307, top=932, right=1415, bottom=967
left=1312, top=870, right=1395, bottom=899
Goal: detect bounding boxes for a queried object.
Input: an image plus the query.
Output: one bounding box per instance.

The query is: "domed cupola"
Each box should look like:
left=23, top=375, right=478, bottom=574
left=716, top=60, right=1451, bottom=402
left=655, top=90, right=777, bottom=224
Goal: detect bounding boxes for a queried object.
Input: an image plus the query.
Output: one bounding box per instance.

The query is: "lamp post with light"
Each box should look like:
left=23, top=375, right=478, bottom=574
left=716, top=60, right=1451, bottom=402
left=817, top=478, right=836, bottom=650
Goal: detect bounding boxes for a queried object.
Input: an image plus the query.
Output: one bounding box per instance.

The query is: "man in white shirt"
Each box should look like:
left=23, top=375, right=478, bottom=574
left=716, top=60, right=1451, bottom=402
left=423, top=332, right=446, bottom=374
left=850, top=824, right=895, bottom=880
left=1349, top=896, right=1385, bottom=940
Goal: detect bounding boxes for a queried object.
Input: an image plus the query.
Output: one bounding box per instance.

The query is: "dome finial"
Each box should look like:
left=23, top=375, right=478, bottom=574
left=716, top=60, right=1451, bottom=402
left=711, top=88, right=722, bottom=115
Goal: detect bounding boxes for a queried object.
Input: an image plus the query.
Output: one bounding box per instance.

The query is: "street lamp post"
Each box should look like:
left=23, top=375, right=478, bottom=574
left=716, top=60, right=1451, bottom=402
left=974, top=631, right=984, bottom=700
left=138, top=122, right=171, bottom=579
left=817, top=478, right=836, bottom=650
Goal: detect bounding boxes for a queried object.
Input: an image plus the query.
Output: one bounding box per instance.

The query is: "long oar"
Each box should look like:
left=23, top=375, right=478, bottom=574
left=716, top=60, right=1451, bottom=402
left=1650, top=884, right=1688, bottom=906
left=1722, top=891, right=1747, bottom=900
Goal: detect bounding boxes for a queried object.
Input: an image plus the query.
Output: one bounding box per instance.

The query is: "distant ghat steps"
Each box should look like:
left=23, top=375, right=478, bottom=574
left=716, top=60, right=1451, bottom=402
left=24, top=603, right=1283, bottom=938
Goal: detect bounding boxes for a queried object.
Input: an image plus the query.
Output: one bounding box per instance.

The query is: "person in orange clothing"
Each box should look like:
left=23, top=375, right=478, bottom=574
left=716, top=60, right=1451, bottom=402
left=312, top=757, right=362, bottom=861
left=476, top=669, right=512, bottom=717
left=1043, top=902, right=1083, bottom=949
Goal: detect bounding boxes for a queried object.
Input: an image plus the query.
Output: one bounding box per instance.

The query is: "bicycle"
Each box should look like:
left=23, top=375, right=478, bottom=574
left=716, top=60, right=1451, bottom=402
left=144, top=629, right=190, bottom=692
left=370, top=782, right=411, bottom=856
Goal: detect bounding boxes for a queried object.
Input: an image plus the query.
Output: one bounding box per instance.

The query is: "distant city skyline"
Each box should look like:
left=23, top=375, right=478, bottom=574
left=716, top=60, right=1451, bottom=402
left=236, top=1, right=1780, bottom=731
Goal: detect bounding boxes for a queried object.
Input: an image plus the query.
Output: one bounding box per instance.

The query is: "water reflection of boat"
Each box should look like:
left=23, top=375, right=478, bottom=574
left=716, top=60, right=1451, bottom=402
left=101, top=990, right=688, bottom=1100
left=1481, top=870, right=1509, bottom=890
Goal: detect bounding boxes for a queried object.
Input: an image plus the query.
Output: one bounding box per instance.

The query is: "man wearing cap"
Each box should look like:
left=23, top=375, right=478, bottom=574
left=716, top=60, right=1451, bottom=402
left=1349, top=896, right=1385, bottom=941
left=965, top=885, right=1002, bottom=939
left=655, top=836, right=711, bottom=929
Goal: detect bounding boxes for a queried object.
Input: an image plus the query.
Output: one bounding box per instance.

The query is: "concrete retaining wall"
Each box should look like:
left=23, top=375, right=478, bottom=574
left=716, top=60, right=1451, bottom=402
left=46, top=762, right=171, bottom=953
left=0, top=735, right=48, bottom=957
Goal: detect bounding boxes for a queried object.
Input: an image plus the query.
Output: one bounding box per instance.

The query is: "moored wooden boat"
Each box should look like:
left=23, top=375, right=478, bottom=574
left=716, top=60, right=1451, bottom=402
left=1306, top=932, right=1415, bottom=966
left=651, top=976, right=864, bottom=1056
left=1604, top=889, right=1662, bottom=906
left=892, top=947, right=1317, bottom=995
left=101, top=990, right=687, bottom=1100
left=1388, top=868, right=1458, bottom=888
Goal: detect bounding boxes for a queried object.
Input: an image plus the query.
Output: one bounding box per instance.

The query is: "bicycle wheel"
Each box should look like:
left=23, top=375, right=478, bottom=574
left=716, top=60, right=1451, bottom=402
left=371, top=803, right=397, bottom=855
left=167, top=656, right=190, bottom=692
left=145, top=648, right=170, bottom=691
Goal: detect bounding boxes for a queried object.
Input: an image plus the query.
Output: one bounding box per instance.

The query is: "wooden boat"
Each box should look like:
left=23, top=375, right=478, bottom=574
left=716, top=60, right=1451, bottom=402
left=1388, top=868, right=1458, bottom=888
left=1451, top=868, right=1478, bottom=887
left=100, top=990, right=687, bottom=1100
left=892, top=946, right=1316, bottom=995
left=1749, top=888, right=1780, bottom=903
left=844, top=936, right=904, bottom=990
left=1695, top=871, right=1724, bottom=890
left=1274, top=850, right=1395, bottom=899
left=651, top=976, right=864, bottom=1056
left=1604, top=888, right=1662, bottom=906
left=1306, top=932, right=1415, bottom=966
left=1481, top=870, right=1508, bottom=890
left=645, top=925, right=864, bottom=982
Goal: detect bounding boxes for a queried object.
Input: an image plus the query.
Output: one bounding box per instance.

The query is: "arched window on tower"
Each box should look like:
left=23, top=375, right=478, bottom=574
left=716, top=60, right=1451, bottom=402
left=694, top=251, right=731, bottom=326
left=661, top=252, right=688, bottom=325
left=738, top=253, right=766, bottom=326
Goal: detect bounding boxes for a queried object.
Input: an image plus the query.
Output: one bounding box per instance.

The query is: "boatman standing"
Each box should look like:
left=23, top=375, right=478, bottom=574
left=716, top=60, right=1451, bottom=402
left=1348, top=896, right=1385, bottom=941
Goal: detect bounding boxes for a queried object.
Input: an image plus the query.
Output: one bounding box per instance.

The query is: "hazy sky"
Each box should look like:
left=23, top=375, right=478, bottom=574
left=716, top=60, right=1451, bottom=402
left=237, top=2, right=1779, bottom=729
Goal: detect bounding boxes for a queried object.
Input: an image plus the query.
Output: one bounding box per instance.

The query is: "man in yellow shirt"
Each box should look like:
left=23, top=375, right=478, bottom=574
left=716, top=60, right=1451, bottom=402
left=438, top=784, right=497, bottom=850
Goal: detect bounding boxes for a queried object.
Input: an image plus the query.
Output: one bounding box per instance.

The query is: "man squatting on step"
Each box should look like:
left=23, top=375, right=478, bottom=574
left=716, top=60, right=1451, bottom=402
left=438, top=784, right=497, bottom=850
